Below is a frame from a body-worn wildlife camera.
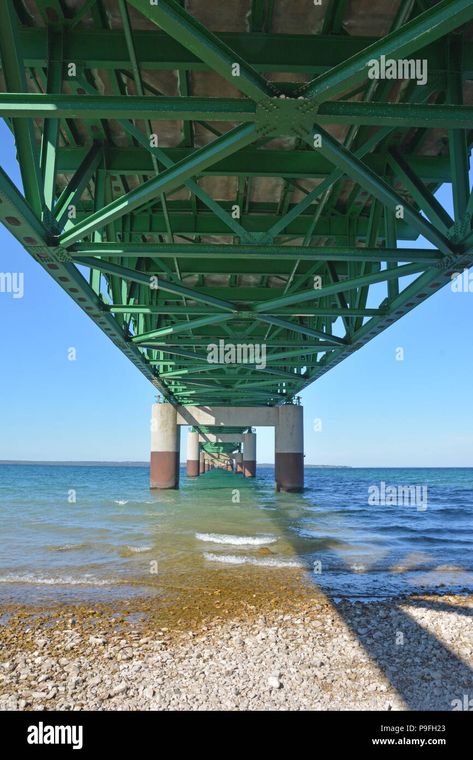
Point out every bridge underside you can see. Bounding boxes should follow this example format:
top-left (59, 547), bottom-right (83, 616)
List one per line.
top-left (1, 0), bottom-right (473, 488)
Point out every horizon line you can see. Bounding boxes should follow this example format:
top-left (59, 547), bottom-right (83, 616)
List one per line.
top-left (0, 460), bottom-right (471, 469)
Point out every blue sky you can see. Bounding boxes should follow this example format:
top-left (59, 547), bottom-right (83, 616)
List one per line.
top-left (1, 121), bottom-right (472, 466)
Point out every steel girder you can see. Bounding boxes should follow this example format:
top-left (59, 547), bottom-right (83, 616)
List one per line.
top-left (0, 0), bottom-right (473, 409)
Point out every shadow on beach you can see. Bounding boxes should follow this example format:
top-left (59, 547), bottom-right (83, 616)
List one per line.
top-left (247, 474), bottom-right (473, 710)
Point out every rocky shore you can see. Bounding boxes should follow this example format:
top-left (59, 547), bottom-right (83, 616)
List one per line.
top-left (1, 592), bottom-right (472, 711)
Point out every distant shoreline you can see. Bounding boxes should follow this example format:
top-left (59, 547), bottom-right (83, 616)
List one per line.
top-left (0, 461), bottom-right (471, 469)
top-left (0, 460), bottom-right (350, 468)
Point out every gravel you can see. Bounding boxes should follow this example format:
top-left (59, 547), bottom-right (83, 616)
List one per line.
top-left (0, 594), bottom-right (472, 711)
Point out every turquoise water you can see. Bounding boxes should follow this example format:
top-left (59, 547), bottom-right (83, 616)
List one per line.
top-left (0, 464), bottom-right (472, 603)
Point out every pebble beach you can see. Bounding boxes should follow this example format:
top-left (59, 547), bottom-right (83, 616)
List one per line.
top-left (1, 590), bottom-right (472, 711)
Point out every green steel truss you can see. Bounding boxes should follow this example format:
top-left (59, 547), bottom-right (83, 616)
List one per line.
top-left (194, 425), bottom-right (246, 456)
top-left (1, 0), bottom-right (473, 407)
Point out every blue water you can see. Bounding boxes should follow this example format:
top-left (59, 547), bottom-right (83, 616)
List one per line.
top-left (0, 464), bottom-right (472, 603)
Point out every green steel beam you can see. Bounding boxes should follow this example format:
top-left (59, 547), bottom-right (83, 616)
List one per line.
top-left (0, 94), bottom-right (258, 121)
top-left (159, 365), bottom-right (231, 378)
top-left (308, 126), bottom-right (455, 255)
top-left (71, 243), bottom-right (443, 264)
top-left (76, 258), bottom-right (238, 312)
top-left (386, 148), bottom-right (454, 234)
top-left (143, 337), bottom-right (353, 346)
top-left (255, 315), bottom-right (347, 345)
top-left (10, 29), bottom-right (473, 77)
top-left (0, 164), bottom-right (49, 243)
top-left (298, 0), bottom-right (473, 100)
top-left (314, 101), bottom-right (473, 130)
top-left (67, 212), bottom-right (415, 241)
top-left (3, 95), bottom-right (473, 130)
top-left (68, 67), bottom-right (253, 242)
top-left (39, 30), bottom-right (63, 211)
top-left (66, 0), bottom-right (98, 29)
top-left (0, 0), bottom-right (44, 216)
top-left (55, 147), bottom-right (452, 183)
top-left (197, 427), bottom-right (248, 434)
top-left (132, 314), bottom-right (234, 342)
top-left (264, 127), bottom-right (393, 239)
top-left (59, 123), bottom-right (260, 245)
top-left (253, 263), bottom-right (425, 312)
top-left (385, 199), bottom-right (400, 304)
top-left (119, 119), bottom-right (256, 243)
top-left (108, 305), bottom-right (384, 318)
top-left (126, 0), bottom-right (275, 100)
top-left (54, 142), bottom-right (103, 229)
top-left (448, 36), bottom-right (470, 227)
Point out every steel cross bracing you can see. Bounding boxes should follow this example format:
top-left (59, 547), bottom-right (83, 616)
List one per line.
top-left (1, 0), bottom-right (473, 407)
top-left (197, 425), bottom-right (247, 456)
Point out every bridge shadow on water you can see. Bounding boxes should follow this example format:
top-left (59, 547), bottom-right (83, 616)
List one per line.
top-left (192, 469), bottom-right (473, 710)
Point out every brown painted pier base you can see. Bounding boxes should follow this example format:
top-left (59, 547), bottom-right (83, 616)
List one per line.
top-left (243, 432), bottom-right (256, 478)
top-left (150, 451), bottom-right (180, 489)
top-left (186, 431), bottom-right (200, 478)
top-left (243, 460), bottom-right (256, 478)
top-left (275, 452), bottom-right (304, 492)
top-left (186, 460), bottom-right (199, 477)
top-left (150, 404), bottom-right (180, 489)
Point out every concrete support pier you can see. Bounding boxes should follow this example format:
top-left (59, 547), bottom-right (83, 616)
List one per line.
top-left (150, 403), bottom-right (180, 489)
top-left (243, 432), bottom-right (256, 478)
top-left (235, 452), bottom-right (243, 474)
top-left (275, 405), bottom-right (304, 492)
top-left (149, 404), bottom-right (303, 490)
top-left (186, 431), bottom-right (200, 477)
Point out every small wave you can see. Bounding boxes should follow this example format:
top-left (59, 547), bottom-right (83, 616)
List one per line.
top-left (119, 545), bottom-right (153, 557)
top-left (291, 529), bottom-right (351, 548)
top-left (47, 543), bottom-right (86, 552)
top-left (203, 552), bottom-right (304, 568)
top-left (114, 499), bottom-right (129, 505)
top-left (0, 574), bottom-right (114, 586)
top-left (196, 532), bottom-right (277, 546)
top-left (350, 564), bottom-right (367, 573)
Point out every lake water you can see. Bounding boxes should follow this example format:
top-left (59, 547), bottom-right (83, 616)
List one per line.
top-left (0, 464), bottom-right (472, 604)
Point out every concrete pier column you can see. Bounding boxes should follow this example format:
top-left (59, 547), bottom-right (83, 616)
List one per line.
top-left (204, 458), bottom-right (209, 473)
top-left (275, 405), bottom-right (304, 492)
top-left (150, 403), bottom-right (180, 489)
top-left (243, 432), bottom-right (256, 477)
top-left (235, 453), bottom-right (243, 474)
top-left (199, 448), bottom-right (205, 475)
top-left (186, 431), bottom-right (199, 477)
